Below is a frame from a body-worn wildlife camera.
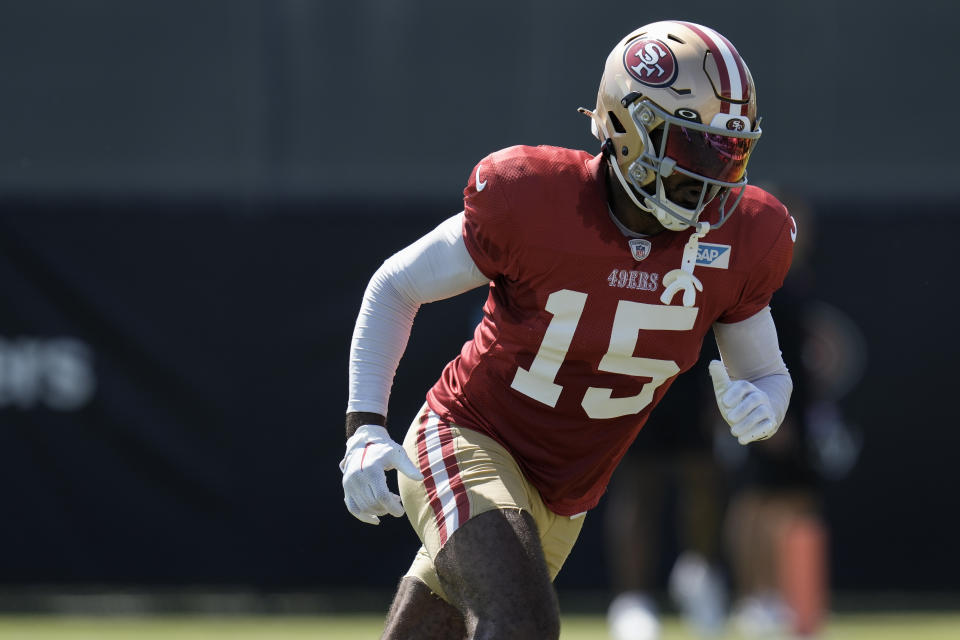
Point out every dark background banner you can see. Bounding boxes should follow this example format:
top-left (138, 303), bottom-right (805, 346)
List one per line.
top-left (0, 195), bottom-right (954, 593)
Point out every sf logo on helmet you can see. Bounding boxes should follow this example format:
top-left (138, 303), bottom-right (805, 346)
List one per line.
top-left (623, 38), bottom-right (678, 87)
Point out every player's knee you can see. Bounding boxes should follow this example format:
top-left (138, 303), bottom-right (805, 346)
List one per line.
top-left (473, 590), bottom-right (560, 640)
top-left (520, 602), bottom-right (561, 640)
top-left (474, 608), bottom-right (559, 640)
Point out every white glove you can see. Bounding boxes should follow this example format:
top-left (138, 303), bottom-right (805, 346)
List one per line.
top-left (340, 424), bottom-right (424, 525)
top-left (708, 360), bottom-right (779, 445)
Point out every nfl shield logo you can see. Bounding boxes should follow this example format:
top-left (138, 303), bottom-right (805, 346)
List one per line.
top-left (628, 238), bottom-right (652, 261)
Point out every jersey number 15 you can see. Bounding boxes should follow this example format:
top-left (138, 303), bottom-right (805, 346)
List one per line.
top-left (510, 289), bottom-right (698, 419)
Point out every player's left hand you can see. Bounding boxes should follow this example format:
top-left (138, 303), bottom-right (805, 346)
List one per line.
top-left (708, 360), bottom-right (779, 445)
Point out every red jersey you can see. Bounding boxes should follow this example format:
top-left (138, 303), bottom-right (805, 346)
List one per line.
top-left (426, 145), bottom-right (793, 516)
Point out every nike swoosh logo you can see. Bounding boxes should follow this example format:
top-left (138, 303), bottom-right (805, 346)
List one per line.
top-left (476, 167), bottom-right (487, 191)
top-left (789, 216), bottom-right (797, 243)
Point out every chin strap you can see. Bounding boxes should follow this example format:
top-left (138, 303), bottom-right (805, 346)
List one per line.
top-left (660, 222), bottom-right (710, 307)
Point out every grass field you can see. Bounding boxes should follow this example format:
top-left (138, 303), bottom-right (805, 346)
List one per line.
top-left (0, 613), bottom-right (957, 639)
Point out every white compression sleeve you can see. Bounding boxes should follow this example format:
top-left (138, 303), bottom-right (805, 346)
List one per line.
top-left (347, 212), bottom-right (489, 416)
top-left (713, 307), bottom-right (793, 425)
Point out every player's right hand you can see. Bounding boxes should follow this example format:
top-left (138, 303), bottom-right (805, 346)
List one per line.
top-left (339, 424), bottom-right (424, 525)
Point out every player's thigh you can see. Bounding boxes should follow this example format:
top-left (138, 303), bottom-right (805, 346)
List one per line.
top-left (436, 508), bottom-right (559, 638)
top-left (398, 405), bottom-right (584, 606)
top-left (382, 575), bottom-right (465, 640)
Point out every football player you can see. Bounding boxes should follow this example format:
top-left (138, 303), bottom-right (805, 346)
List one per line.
top-left (341, 20), bottom-right (795, 639)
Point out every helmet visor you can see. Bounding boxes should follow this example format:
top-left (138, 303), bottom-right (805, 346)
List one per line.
top-left (664, 124), bottom-right (755, 184)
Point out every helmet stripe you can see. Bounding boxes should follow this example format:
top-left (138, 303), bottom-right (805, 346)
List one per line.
top-left (712, 29), bottom-right (750, 109)
top-left (676, 22), bottom-right (749, 116)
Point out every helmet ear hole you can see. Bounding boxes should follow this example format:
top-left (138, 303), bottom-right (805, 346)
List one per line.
top-left (608, 111), bottom-right (627, 134)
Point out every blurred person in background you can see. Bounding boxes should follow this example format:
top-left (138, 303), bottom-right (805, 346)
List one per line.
top-left (717, 192), bottom-right (864, 639)
top-left (340, 21), bottom-right (797, 639)
top-left (605, 353), bottom-right (728, 640)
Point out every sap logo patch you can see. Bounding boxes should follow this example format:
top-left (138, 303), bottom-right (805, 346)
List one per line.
top-left (696, 243), bottom-right (732, 269)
